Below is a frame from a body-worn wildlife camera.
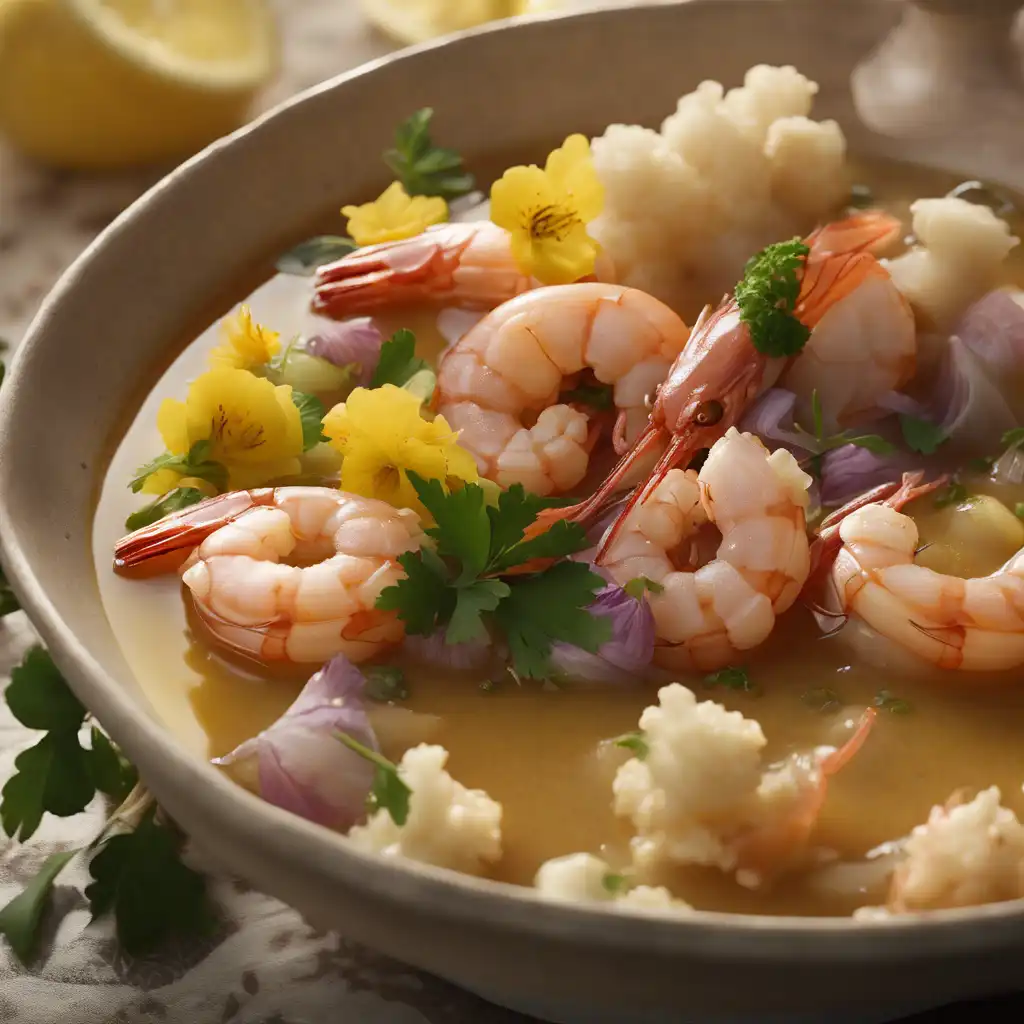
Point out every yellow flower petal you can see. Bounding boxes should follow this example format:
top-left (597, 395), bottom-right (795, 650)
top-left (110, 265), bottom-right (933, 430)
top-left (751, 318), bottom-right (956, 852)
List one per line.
top-left (490, 165), bottom-right (555, 235)
top-left (546, 134), bottom-right (604, 222)
top-left (210, 306), bottom-right (281, 371)
top-left (532, 222), bottom-right (600, 285)
top-left (140, 467), bottom-right (183, 496)
top-left (156, 398), bottom-right (190, 455)
top-left (343, 182), bottom-right (448, 247)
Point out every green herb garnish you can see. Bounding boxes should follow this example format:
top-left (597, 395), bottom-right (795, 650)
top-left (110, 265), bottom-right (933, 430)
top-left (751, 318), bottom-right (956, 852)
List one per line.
top-left (292, 390), bottom-right (328, 450)
top-left (370, 329), bottom-right (431, 390)
top-left (0, 567), bottom-right (20, 619)
top-left (704, 666), bottom-right (759, 695)
top-left (934, 480), bottom-right (968, 509)
top-left (873, 689), bottom-right (912, 714)
top-left (624, 576), bottom-right (665, 600)
top-left (797, 390), bottom-right (896, 459)
top-left (364, 665), bottom-right (409, 703)
top-left (560, 383), bottom-right (615, 410)
top-left (377, 473), bottom-right (609, 679)
top-left (384, 108), bottom-right (475, 201)
top-left (124, 487), bottom-right (205, 532)
top-left (130, 440), bottom-right (227, 495)
top-left (735, 238), bottom-right (811, 357)
top-left (85, 806), bottom-right (212, 955)
top-left (276, 235), bottom-right (358, 276)
top-left (612, 731), bottom-right (649, 760)
top-left (802, 687), bottom-right (843, 713)
top-left (335, 733), bottom-right (412, 826)
top-left (899, 414), bottom-right (946, 455)
top-left (0, 850), bottom-right (79, 963)
top-left (1001, 427), bottom-right (1024, 450)
top-left (602, 872), bottom-right (630, 895)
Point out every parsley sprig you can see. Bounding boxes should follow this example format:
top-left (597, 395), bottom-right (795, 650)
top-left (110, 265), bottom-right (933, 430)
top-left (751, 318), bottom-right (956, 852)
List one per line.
top-left (384, 108), bottom-right (475, 201)
top-left (735, 238), bottom-right (811, 357)
top-left (795, 390), bottom-right (895, 474)
top-left (376, 473), bottom-right (611, 678)
top-left (335, 733), bottom-right (412, 826)
top-left (0, 648), bottom-right (212, 964)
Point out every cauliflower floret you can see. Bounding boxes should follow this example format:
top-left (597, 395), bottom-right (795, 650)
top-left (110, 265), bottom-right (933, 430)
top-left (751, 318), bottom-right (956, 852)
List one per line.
top-left (854, 787), bottom-right (1024, 919)
top-left (612, 683), bottom-right (767, 872)
top-left (534, 852), bottom-right (690, 913)
top-left (347, 744), bottom-right (501, 875)
top-left (590, 64), bottom-right (847, 320)
top-left (885, 197), bottom-right (1020, 331)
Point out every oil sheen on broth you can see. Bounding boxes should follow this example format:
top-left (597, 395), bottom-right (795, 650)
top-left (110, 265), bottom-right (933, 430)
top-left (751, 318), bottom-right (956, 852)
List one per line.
top-left (92, 157), bottom-right (1024, 917)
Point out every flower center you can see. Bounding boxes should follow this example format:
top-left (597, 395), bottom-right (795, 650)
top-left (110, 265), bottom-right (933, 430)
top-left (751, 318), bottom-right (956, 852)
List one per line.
top-left (211, 405), bottom-right (266, 452)
top-left (374, 464), bottom-right (401, 493)
top-left (526, 203), bottom-right (580, 242)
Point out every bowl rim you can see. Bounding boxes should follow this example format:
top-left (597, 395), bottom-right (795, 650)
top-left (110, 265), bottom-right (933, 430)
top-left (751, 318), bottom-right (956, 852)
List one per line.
top-left (3, 0), bottom-right (1024, 960)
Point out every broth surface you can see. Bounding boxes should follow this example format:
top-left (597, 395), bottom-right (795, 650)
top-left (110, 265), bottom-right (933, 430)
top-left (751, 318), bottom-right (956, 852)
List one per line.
top-left (92, 156), bottom-right (1024, 916)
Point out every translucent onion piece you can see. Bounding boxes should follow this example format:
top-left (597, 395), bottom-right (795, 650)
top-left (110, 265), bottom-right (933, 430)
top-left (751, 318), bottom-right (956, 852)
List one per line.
top-left (954, 289), bottom-right (1024, 378)
top-left (403, 628), bottom-right (491, 672)
top-left (738, 387), bottom-right (815, 453)
top-left (819, 445), bottom-right (922, 508)
top-left (306, 317), bottom-right (384, 386)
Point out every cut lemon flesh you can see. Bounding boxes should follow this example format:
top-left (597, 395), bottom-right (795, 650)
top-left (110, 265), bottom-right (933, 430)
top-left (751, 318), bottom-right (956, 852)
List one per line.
top-left (0, 0), bottom-right (279, 170)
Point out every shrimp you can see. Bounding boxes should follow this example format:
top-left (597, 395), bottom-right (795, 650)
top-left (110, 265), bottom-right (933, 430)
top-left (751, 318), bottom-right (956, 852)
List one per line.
top-left (313, 221), bottom-right (614, 318)
top-left (830, 500), bottom-right (1024, 671)
top-left (732, 707), bottom-right (877, 885)
top-left (600, 427), bottom-right (813, 671)
top-left (433, 283), bottom-right (691, 497)
top-left (529, 211), bottom-right (908, 550)
top-left (781, 211), bottom-right (915, 432)
top-left (113, 487), bottom-right (425, 665)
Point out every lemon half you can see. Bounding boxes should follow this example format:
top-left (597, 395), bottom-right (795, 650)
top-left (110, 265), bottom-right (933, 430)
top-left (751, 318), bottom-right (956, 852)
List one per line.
top-left (0, 0), bottom-right (279, 170)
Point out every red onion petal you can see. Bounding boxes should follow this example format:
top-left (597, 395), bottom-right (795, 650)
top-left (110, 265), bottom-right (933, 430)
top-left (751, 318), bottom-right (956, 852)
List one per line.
top-left (955, 289), bottom-right (1024, 375)
top-left (403, 628), bottom-right (491, 672)
top-left (738, 388), bottom-right (816, 453)
top-left (306, 317), bottom-right (384, 386)
top-left (213, 655), bottom-right (376, 829)
top-left (550, 584), bottom-right (655, 683)
top-left (818, 445), bottom-right (923, 508)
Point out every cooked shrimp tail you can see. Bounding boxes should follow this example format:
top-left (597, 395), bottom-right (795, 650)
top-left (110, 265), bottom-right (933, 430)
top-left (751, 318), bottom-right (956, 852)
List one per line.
top-left (822, 705), bottom-right (878, 774)
top-left (114, 489), bottom-right (276, 578)
top-left (804, 209), bottom-right (903, 258)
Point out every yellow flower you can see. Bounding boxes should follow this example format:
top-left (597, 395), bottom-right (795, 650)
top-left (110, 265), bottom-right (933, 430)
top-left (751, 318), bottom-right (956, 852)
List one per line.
top-left (343, 182), bottom-right (448, 247)
top-left (208, 305), bottom-right (281, 370)
top-left (490, 133), bottom-right (604, 285)
top-left (323, 384), bottom-right (478, 515)
top-left (156, 368), bottom-right (304, 490)
top-left (140, 467), bottom-right (183, 496)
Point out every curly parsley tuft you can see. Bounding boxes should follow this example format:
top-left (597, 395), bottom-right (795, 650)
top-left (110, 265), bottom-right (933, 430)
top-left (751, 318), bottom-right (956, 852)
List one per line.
top-left (734, 238), bottom-right (811, 357)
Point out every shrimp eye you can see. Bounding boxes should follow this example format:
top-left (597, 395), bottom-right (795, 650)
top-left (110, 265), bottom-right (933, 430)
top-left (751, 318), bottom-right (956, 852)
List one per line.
top-left (695, 400), bottom-right (724, 426)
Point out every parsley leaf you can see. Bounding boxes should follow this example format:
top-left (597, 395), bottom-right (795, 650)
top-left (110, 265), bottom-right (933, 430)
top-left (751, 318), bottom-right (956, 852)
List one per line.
top-left (410, 472), bottom-right (491, 581)
top-left (602, 872), bottom-right (629, 895)
top-left (447, 580), bottom-right (510, 645)
top-left (873, 689), bottom-right (912, 714)
top-left (1002, 426), bottom-right (1024, 450)
top-left (613, 731), bottom-right (649, 760)
top-left (364, 665), bottom-right (409, 703)
top-left (704, 666), bottom-right (759, 695)
top-left (1, 733), bottom-right (94, 841)
top-left (129, 440), bottom-right (227, 495)
top-left (124, 487), bottom-right (205, 532)
top-left (291, 390), bottom-right (328, 451)
top-left (370, 329), bottom-right (430, 390)
top-left (900, 414), bottom-right (946, 455)
top-left (797, 389), bottom-right (896, 457)
top-left (560, 383), bottom-right (614, 410)
top-left (384, 108), bottom-right (475, 201)
top-left (624, 576), bottom-right (664, 600)
top-left (5, 647), bottom-right (86, 732)
top-left (0, 849), bottom-right (79, 964)
top-left (276, 235), bottom-right (357, 276)
top-left (335, 733), bottom-right (412, 826)
top-left (376, 551), bottom-right (452, 636)
top-left (802, 687), bottom-right (843, 713)
top-left (934, 480), bottom-right (968, 509)
top-left (87, 728), bottom-right (138, 803)
top-left (85, 807), bottom-right (211, 955)
top-left (494, 561), bottom-right (610, 678)
top-left (485, 484), bottom-right (564, 566)
top-left (0, 567), bottom-right (19, 619)
top-left (734, 238), bottom-right (811, 357)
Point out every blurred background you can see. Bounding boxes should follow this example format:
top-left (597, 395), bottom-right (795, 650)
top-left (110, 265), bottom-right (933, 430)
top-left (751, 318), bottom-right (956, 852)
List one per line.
top-left (0, 0), bottom-right (637, 345)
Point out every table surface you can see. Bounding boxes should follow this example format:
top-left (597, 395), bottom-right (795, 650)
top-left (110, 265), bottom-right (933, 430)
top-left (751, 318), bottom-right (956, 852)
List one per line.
top-left (1, 3), bottom-right (1022, 1022)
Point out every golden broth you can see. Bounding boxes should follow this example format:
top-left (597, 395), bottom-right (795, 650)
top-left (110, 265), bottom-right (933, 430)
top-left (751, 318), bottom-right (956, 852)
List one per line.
top-left (93, 156), bottom-right (1024, 917)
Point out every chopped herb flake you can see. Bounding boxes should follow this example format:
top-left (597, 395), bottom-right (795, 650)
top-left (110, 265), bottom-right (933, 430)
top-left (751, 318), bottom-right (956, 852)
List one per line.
top-left (613, 731), bottom-right (649, 760)
top-left (934, 480), bottom-right (968, 509)
top-left (602, 872), bottom-right (629, 895)
top-left (873, 690), bottom-right (912, 714)
top-left (364, 665), bottom-right (409, 703)
top-left (624, 576), bottom-right (665, 601)
top-left (335, 733), bottom-right (412, 826)
top-left (704, 666), bottom-right (759, 695)
top-left (899, 415), bottom-right (946, 455)
top-left (560, 383), bottom-right (614, 410)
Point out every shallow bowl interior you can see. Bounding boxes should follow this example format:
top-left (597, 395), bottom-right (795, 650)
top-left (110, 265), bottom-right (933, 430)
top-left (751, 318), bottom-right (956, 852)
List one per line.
top-left (4, 2), bottom-right (1024, 1022)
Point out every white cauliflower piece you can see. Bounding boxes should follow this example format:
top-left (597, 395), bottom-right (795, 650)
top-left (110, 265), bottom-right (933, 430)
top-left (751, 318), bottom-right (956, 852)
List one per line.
top-left (348, 744), bottom-right (502, 875)
top-left (885, 197), bottom-right (1020, 331)
top-left (534, 853), bottom-right (690, 913)
top-left (590, 64), bottom-right (847, 319)
top-left (855, 787), bottom-right (1024, 918)
top-left (612, 683), bottom-right (767, 872)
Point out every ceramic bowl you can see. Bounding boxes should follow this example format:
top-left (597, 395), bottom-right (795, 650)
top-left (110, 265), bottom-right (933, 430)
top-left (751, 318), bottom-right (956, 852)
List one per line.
top-left (3, 3), bottom-right (1024, 1022)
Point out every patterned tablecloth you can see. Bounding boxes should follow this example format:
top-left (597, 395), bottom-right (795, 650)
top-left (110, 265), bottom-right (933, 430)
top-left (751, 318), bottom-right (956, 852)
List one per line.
top-left (0, 4), bottom-right (532, 1022)
top-left (0, 3), bottom-right (1020, 1023)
